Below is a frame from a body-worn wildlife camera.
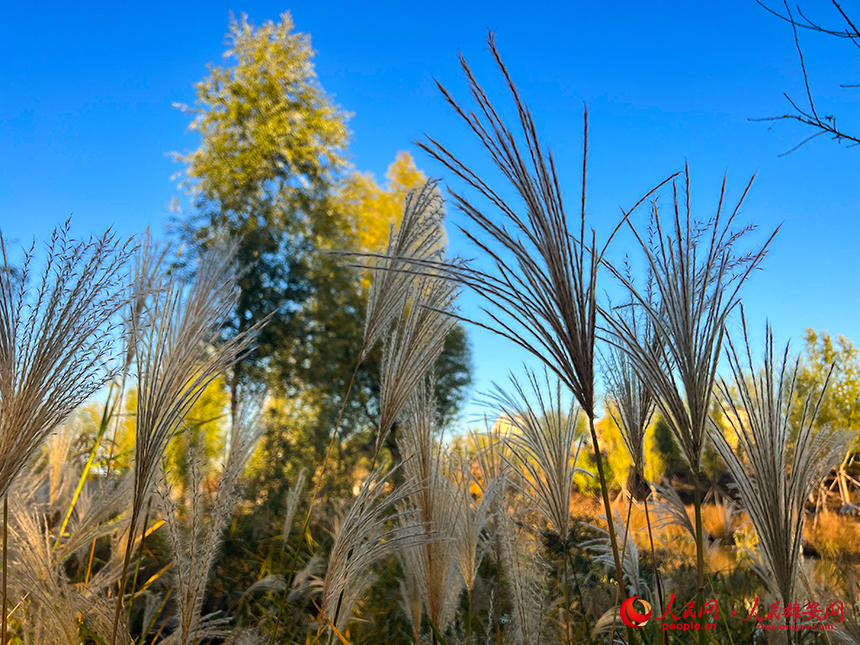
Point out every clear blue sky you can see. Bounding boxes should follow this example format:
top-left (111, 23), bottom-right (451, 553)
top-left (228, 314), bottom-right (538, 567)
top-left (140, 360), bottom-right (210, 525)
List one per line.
top-left (2, 1), bottom-right (858, 426)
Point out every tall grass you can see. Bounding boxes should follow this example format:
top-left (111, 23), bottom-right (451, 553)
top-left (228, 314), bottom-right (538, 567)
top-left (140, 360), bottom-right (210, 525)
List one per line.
top-left (0, 223), bottom-right (133, 644)
top-left (113, 237), bottom-right (258, 644)
top-left (602, 166), bottom-right (777, 643)
top-left (710, 317), bottom-right (850, 624)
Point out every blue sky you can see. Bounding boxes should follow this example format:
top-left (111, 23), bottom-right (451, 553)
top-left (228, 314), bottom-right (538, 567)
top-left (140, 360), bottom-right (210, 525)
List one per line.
top-left (2, 1), bottom-right (858, 425)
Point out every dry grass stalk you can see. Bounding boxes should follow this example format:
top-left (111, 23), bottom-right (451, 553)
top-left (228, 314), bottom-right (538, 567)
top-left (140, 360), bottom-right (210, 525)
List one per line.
top-left (355, 180), bottom-right (447, 359)
top-left (282, 468), bottom-right (307, 544)
top-left (489, 368), bottom-right (588, 643)
top-left (376, 273), bottom-right (458, 456)
top-left (601, 166), bottom-right (775, 477)
top-left (4, 423), bottom-right (133, 645)
top-left (601, 166), bottom-right (777, 640)
top-left (318, 466), bottom-right (423, 637)
top-left (490, 369), bottom-right (586, 542)
top-left (498, 506), bottom-right (550, 645)
top-left (415, 33), bottom-right (678, 599)
top-left (157, 390), bottom-right (266, 645)
top-left (451, 454), bottom-right (498, 594)
top-left (709, 317), bottom-right (851, 608)
top-left (0, 223), bottom-right (133, 644)
top-left (583, 509), bottom-right (644, 598)
top-left (397, 382), bottom-right (464, 636)
top-left (113, 238), bottom-right (258, 643)
top-left (0, 223), bottom-right (132, 499)
top-left (601, 275), bottom-right (658, 502)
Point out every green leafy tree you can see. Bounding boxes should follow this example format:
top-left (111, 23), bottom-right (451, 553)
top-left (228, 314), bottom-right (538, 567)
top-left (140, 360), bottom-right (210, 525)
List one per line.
top-left (172, 11), bottom-right (351, 419)
top-left (796, 329), bottom-right (860, 433)
top-left (793, 329), bottom-right (860, 506)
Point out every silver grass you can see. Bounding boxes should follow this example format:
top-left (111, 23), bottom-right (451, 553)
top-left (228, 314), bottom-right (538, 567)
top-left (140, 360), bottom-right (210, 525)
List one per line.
top-left (239, 555), bottom-right (324, 604)
top-left (452, 455), bottom-right (499, 593)
top-left (156, 612), bottom-right (233, 645)
top-left (397, 382), bottom-right (464, 635)
top-left (46, 426), bottom-right (75, 510)
top-left (223, 628), bottom-right (268, 645)
top-left (0, 223), bottom-right (132, 501)
top-left (489, 368), bottom-right (588, 541)
top-left (708, 318), bottom-right (850, 607)
top-left (601, 166), bottom-right (777, 476)
top-left (319, 466), bottom-right (424, 635)
top-left (590, 608), bottom-right (629, 643)
top-left (601, 167), bottom-right (777, 631)
top-left (375, 272), bottom-right (459, 455)
top-left (583, 510), bottom-right (644, 598)
top-left (600, 281), bottom-right (658, 501)
top-left (4, 441), bottom-right (133, 645)
top-left (130, 238), bottom-right (254, 528)
top-left (397, 547), bottom-right (424, 644)
top-left (471, 422), bottom-right (512, 570)
top-left (649, 479), bottom-right (696, 541)
top-left (282, 467), bottom-right (307, 543)
top-left (498, 509), bottom-right (550, 645)
top-left (116, 238), bottom-right (259, 641)
top-left (414, 34), bottom-right (669, 592)
top-left (157, 391), bottom-right (266, 645)
top-left (354, 180), bottom-right (447, 359)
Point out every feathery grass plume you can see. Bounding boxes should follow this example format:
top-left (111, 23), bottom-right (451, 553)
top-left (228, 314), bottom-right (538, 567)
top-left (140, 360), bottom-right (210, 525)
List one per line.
top-left (601, 168), bottom-right (775, 476)
top-left (268, 184), bottom-right (449, 643)
top-left (488, 368), bottom-right (588, 643)
top-left (240, 555), bottom-right (323, 605)
top-left (489, 368), bottom-right (587, 542)
top-left (356, 180), bottom-right (447, 359)
top-left (416, 33), bottom-right (675, 598)
top-left (0, 223), bottom-right (132, 644)
top-left (318, 466), bottom-right (423, 637)
top-left (282, 468), bottom-right (307, 543)
top-left (397, 381), bottom-right (464, 637)
top-left (601, 166), bottom-right (777, 637)
top-left (156, 389), bottom-right (265, 645)
top-left (0, 223), bottom-right (132, 499)
top-left (708, 318), bottom-right (850, 610)
top-left (113, 238), bottom-right (258, 643)
top-left (451, 454), bottom-right (498, 594)
top-left (498, 506), bottom-right (550, 645)
top-left (469, 423), bottom-right (511, 644)
top-left (650, 479), bottom-right (696, 541)
top-left (583, 510), bottom-right (644, 598)
top-left (600, 269), bottom-right (658, 502)
top-left (397, 548), bottom-right (423, 645)
top-left (4, 428), bottom-right (134, 645)
top-left (451, 453), bottom-right (499, 644)
top-left (470, 423), bottom-right (509, 563)
top-left (375, 273), bottom-right (459, 456)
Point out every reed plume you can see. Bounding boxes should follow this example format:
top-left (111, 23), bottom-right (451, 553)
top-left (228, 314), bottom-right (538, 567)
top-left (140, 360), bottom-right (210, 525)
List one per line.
top-left (157, 390), bottom-right (266, 645)
top-left (489, 368), bottom-right (587, 642)
top-left (376, 273), bottom-right (459, 456)
top-left (490, 369), bottom-right (586, 542)
top-left (416, 33), bottom-right (676, 596)
top-left (397, 382), bottom-right (463, 637)
top-left (113, 238), bottom-right (258, 643)
top-left (0, 223), bottom-right (133, 644)
top-left (0, 224), bottom-right (132, 499)
top-left (602, 166), bottom-right (777, 640)
top-left (318, 467), bottom-right (422, 637)
top-left (709, 317), bottom-right (850, 611)
top-left (357, 180), bottom-right (447, 359)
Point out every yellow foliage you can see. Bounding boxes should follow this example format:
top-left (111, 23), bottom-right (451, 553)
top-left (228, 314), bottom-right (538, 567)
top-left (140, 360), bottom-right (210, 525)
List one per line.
top-left (340, 151), bottom-right (434, 256)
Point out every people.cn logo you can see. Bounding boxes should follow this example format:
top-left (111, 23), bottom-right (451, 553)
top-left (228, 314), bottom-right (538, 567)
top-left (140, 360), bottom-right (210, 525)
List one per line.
top-left (620, 596), bottom-right (653, 628)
